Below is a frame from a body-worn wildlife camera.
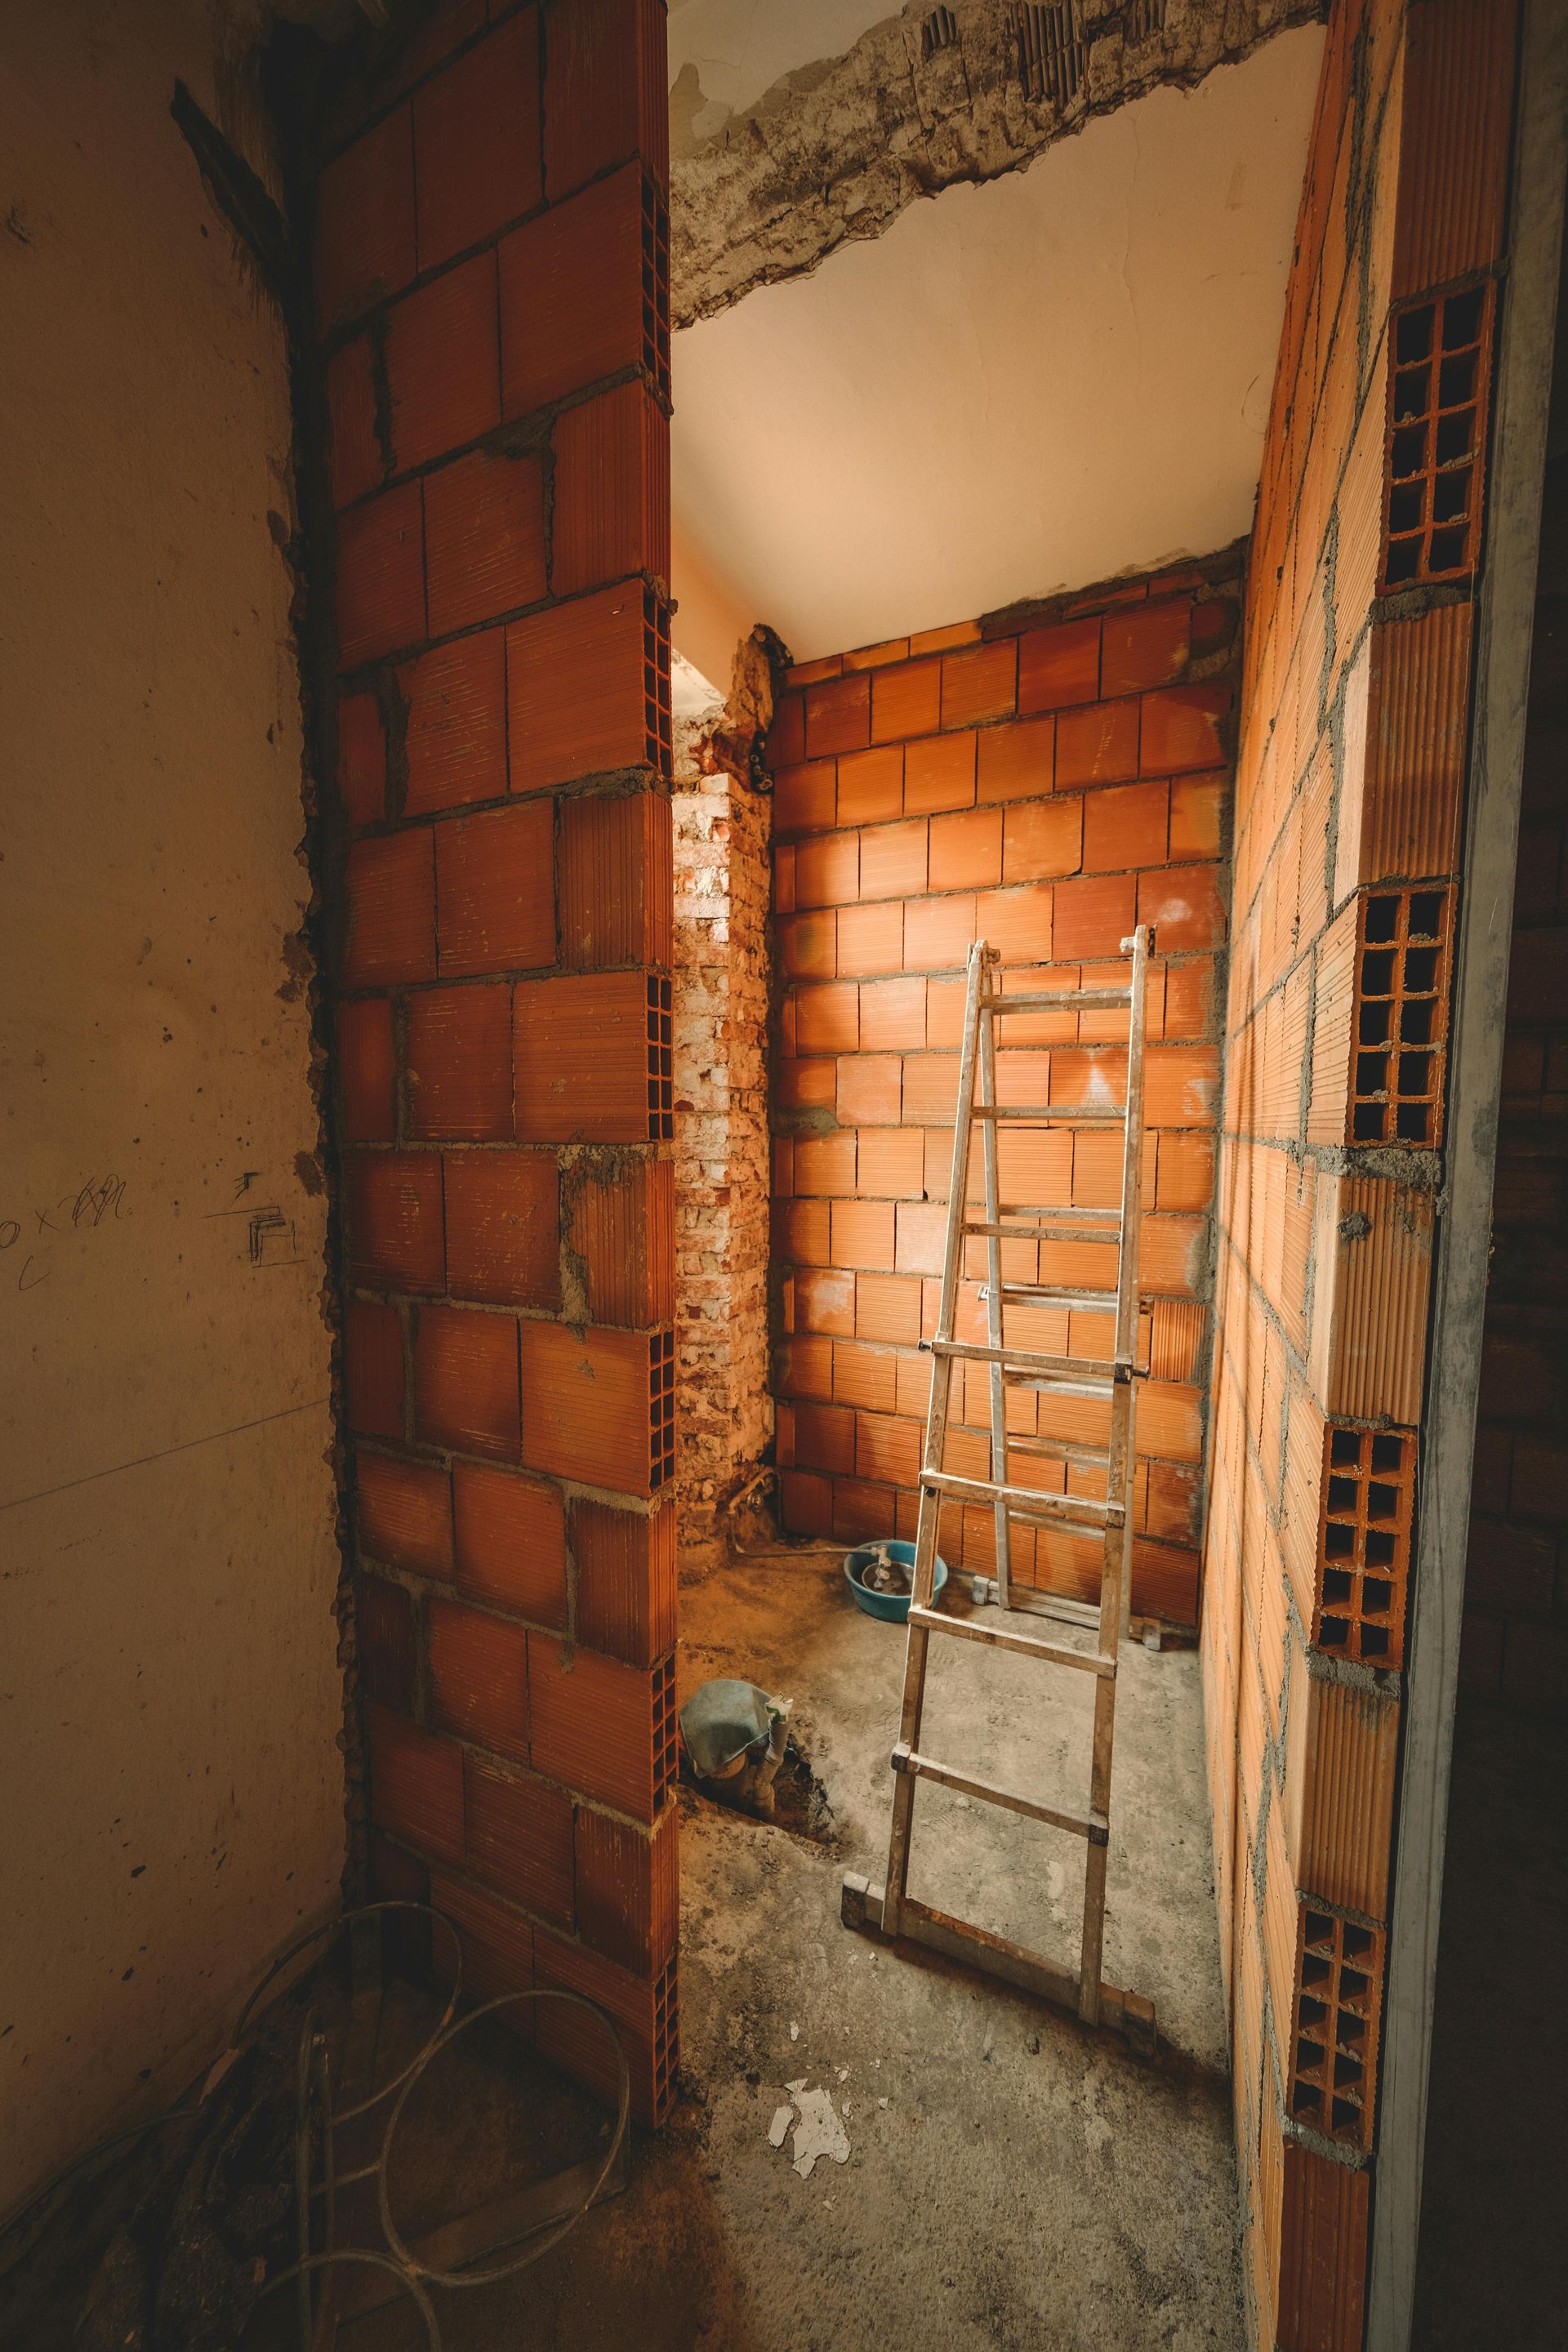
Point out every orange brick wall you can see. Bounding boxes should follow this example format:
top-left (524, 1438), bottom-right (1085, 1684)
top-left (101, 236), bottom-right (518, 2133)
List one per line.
top-left (767, 560), bottom-right (1241, 1630)
top-left (313, 0), bottom-right (679, 2126)
top-left (1200, 4), bottom-right (1520, 2344)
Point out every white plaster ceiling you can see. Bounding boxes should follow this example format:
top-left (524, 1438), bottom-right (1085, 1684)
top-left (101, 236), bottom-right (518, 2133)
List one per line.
top-left (669, 18), bottom-right (1323, 679)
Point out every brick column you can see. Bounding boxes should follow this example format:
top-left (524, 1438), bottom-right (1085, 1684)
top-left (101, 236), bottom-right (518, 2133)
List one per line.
top-left (314, 0), bottom-right (678, 2125)
top-left (1201, 2), bottom-right (1520, 2341)
top-left (672, 725), bottom-right (774, 1564)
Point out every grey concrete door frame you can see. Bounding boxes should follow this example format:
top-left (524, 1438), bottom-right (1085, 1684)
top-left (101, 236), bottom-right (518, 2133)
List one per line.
top-left (1368, 4), bottom-right (1568, 2345)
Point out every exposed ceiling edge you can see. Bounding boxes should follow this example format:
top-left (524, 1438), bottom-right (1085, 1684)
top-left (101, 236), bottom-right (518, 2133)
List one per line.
top-left (977, 532), bottom-right (1248, 642)
top-left (671, 0), bottom-right (1327, 328)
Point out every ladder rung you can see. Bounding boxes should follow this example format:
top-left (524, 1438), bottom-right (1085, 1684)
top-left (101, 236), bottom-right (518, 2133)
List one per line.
top-left (906, 1605), bottom-right (1114, 1678)
top-left (892, 1740), bottom-right (1109, 1842)
top-left (1004, 1374), bottom-right (1118, 1399)
top-left (929, 1339), bottom-right (1129, 1380)
top-left (1006, 1436), bottom-right (1111, 1466)
top-left (993, 1584), bottom-right (1105, 1631)
top-left (999, 1204), bottom-right (1121, 1223)
top-left (997, 1284), bottom-right (1119, 1309)
top-left (980, 988), bottom-right (1131, 1013)
top-left (962, 1221), bottom-right (1124, 1245)
top-left (920, 1467), bottom-right (1124, 1526)
top-left (972, 1105), bottom-right (1125, 1125)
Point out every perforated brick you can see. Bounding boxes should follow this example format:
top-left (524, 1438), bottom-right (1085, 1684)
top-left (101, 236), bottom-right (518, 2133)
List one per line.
top-left (574, 1801), bottom-right (678, 1974)
top-left (514, 970), bottom-right (672, 1143)
top-left (1380, 283), bottom-right (1494, 593)
top-left (648, 1328), bottom-right (676, 1492)
top-left (367, 1704), bottom-right (464, 1866)
top-left (550, 381), bottom-right (668, 599)
top-left (572, 1498), bottom-right (676, 1664)
top-left (651, 1950), bottom-right (679, 2123)
top-left (336, 998), bottom-right (396, 1143)
top-left (518, 1321), bottom-right (675, 1496)
top-left (646, 973), bottom-right (674, 1139)
top-left (1316, 1422), bottom-right (1416, 1666)
top-left (559, 792), bottom-right (671, 969)
top-left (644, 588), bottom-right (673, 777)
top-left (1286, 1900), bottom-right (1385, 2153)
top-left (542, 0), bottom-right (668, 206)
top-left (653, 1650), bottom-right (678, 1803)
top-left (640, 172), bottom-right (670, 401)
top-left (501, 161), bottom-right (650, 415)
top-left (1349, 888), bottom-right (1453, 1146)
top-left (412, 7), bottom-right (541, 270)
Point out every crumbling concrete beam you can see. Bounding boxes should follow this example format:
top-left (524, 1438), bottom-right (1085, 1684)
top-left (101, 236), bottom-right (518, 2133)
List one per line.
top-left (672, 0), bottom-right (1326, 327)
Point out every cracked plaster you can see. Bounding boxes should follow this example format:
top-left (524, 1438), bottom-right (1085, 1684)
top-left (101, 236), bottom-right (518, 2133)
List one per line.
top-left (670, 0), bottom-right (1327, 327)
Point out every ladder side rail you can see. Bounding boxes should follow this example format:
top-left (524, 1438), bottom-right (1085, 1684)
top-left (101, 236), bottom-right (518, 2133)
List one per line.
top-left (977, 950), bottom-right (1013, 1607)
top-left (1115, 926), bottom-right (1152, 1633)
top-left (883, 937), bottom-right (990, 1936)
top-left (1077, 924), bottom-right (1152, 2023)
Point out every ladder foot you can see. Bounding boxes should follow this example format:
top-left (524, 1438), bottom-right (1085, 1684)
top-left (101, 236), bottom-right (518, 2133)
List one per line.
top-left (840, 1872), bottom-right (872, 1931)
top-left (1121, 1990), bottom-right (1158, 2060)
top-left (840, 1879), bottom-right (1159, 2058)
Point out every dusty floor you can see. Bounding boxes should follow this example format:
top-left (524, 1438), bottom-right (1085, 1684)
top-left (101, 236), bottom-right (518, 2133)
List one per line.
top-left (343, 1553), bottom-right (1244, 2352)
top-left (2, 1555), bottom-right (1243, 2351)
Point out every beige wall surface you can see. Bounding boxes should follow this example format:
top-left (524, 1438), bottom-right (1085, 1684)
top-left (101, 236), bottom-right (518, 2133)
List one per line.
top-left (0, 0), bottom-right (343, 2214)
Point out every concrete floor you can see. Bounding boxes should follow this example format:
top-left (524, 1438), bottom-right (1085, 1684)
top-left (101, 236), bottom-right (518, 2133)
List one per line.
top-left (344, 1553), bottom-right (1244, 2352)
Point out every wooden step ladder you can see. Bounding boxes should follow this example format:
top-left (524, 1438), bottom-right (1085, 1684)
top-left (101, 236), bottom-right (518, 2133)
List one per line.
top-left (841, 927), bottom-right (1158, 2056)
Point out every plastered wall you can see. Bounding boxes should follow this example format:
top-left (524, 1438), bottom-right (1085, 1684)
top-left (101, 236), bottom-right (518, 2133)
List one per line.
top-left (0, 2), bottom-right (344, 2214)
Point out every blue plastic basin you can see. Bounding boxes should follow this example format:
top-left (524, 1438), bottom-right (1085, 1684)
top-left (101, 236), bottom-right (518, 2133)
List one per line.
top-left (844, 1539), bottom-right (949, 1624)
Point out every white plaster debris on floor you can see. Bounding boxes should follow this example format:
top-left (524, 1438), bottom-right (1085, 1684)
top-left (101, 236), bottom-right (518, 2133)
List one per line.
top-left (767, 2078), bottom-right (853, 2179)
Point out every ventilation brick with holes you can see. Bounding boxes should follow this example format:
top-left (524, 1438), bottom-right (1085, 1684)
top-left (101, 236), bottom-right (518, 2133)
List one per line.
top-left (648, 1328), bottom-right (675, 1490)
top-left (1316, 1423), bottom-right (1416, 1666)
top-left (1350, 888), bottom-right (1452, 1145)
top-left (1287, 1900), bottom-right (1385, 2153)
top-left (646, 974), bottom-right (673, 1138)
top-left (1381, 282), bottom-right (1493, 592)
top-left (653, 1650), bottom-right (677, 1798)
top-left (640, 175), bottom-right (670, 403)
top-left (1018, 2), bottom-right (1084, 107)
top-left (1124, 0), bottom-right (1167, 40)
top-left (651, 1951), bottom-right (679, 2120)
top-left (644, 591), bottom-right (672, 777)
